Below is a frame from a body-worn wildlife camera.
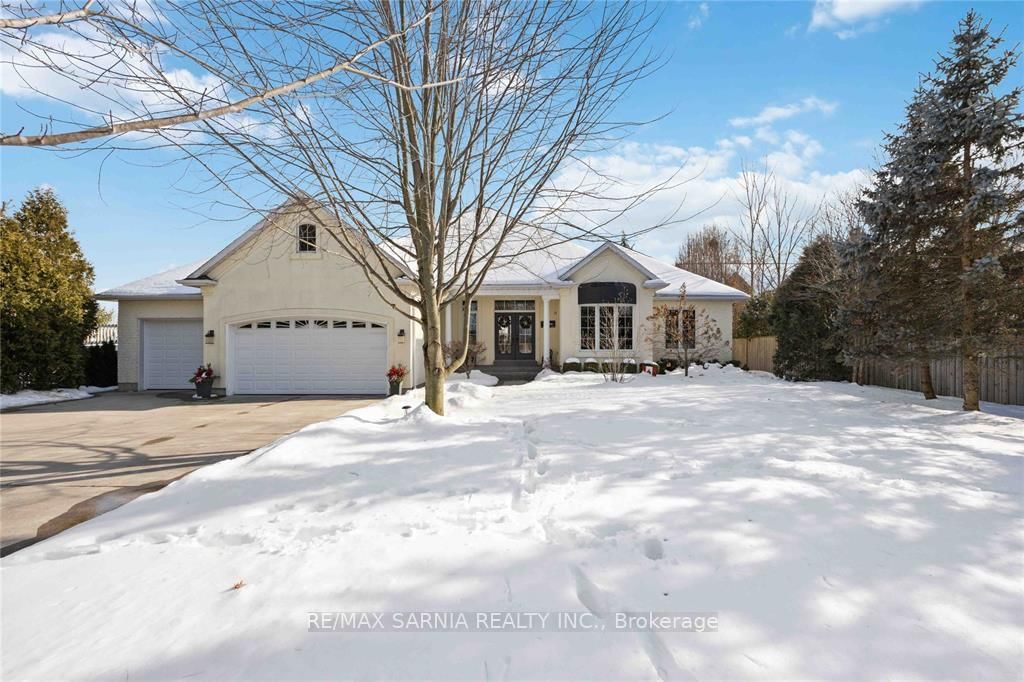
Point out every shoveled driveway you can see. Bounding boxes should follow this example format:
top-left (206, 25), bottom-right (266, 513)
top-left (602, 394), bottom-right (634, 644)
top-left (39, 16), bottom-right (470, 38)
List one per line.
top-left (0, 391), bottom-right (379, 554)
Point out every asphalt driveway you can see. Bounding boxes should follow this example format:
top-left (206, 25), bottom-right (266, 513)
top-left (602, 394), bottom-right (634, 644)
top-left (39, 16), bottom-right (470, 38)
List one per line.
top-left (0, 391), bottom-right (380, 554)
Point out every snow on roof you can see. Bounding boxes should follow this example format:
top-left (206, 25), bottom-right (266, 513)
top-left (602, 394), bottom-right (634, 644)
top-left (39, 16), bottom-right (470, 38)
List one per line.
top-left (96, 202), bottom-right (745, 302)
top-left (95, 261), bottom-right (205, 300)
top-left (617, 245), bottom-right (749, 300)
top-left (558, 241), bottom-right (748, 300)
top-left (382, 210), bottom-right (591, 287)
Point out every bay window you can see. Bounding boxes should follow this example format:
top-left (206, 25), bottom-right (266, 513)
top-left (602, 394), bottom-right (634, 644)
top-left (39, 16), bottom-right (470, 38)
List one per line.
top-left (578, 281), bottom-right (637, 352)
top-left (579, 304), bottom-right (634, 350)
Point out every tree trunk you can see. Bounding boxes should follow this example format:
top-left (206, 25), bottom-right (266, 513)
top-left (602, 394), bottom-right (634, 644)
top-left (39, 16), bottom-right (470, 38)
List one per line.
top-left (960, 140), bottom-right (980, 411)
top-left (919, 361), bottom-right (937, 400)
top-left (421, 300), bottom-right (448, 416)
top-left (962, 349), bottom-right (980, 410)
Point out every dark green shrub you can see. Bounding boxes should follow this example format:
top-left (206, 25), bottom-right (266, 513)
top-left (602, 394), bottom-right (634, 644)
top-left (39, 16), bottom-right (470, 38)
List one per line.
top-left (658, 357), bottom-right (680, 373)
top-left (735, 292), bottom-right (775, 338)
top-left (773, 238), bottom-right (849, 382)
top-left (84, 341), bottom-right (118, 387)
top-left (562, 360), bottom-right (582, 372)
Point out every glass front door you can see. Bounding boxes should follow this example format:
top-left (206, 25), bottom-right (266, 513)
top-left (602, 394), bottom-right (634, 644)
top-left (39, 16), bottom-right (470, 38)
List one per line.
top-left (495, 312), bottom-right (535, 360)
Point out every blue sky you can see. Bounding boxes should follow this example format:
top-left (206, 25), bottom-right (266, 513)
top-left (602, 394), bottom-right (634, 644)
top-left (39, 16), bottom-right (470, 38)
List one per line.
top-left (1, 1), bottom-right (1021, 292)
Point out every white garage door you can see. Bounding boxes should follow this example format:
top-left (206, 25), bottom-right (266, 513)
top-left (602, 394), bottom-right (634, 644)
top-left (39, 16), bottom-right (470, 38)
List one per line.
top-left (232, 318), bottom-right (388, 394)
top-left (142, 319), bottom-right (203, 389)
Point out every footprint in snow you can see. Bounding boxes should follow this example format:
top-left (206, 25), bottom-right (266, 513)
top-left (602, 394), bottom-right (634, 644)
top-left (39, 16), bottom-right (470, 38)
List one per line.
top-left (509, 481), bottom-right (527, 512)
top-left (569, 564), bottom-right (691, 682)
top-left (522, 470), bottom-right (538, 494)
top-left (396, 486), bottom-right (431, 497)
top-left (569, 565), bottom-right (610, 618)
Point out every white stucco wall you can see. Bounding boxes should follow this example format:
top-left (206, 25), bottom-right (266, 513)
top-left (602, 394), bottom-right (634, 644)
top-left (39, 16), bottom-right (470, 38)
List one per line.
top-left (549, 249), bottom-right (738, 366)
top-left (116, 298), bottom-right (204, 389)
top-left (558, 249), bottom-right (656, 362)
top-left (200, 213), bottom-right (418, 391)
top-left (651, 298), bottom-right (735, 363)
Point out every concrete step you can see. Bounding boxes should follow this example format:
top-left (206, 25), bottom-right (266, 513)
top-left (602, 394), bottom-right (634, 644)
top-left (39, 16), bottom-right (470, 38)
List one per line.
top-left (483, 363), bottom-right (543, 384)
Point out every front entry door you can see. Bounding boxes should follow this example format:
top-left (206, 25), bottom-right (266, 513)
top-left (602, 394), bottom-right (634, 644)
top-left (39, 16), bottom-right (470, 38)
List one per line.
top-left (495, 313), bottom-right (535, 361)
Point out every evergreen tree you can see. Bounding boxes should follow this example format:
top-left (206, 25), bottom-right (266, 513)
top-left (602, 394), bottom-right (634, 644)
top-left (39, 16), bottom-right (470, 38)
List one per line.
top-left (734, 291), bottom-right (774, 339)
top-left (832, 228), bottom-right (884, 386)
top-left (772, 237), bottom-right (849, 382)
top-left (915, 11), bottom-right (1023, 410)
top-left (857, 94), bottom-right (962, 399)
top-left (0, 189), bottom-right (98, 392)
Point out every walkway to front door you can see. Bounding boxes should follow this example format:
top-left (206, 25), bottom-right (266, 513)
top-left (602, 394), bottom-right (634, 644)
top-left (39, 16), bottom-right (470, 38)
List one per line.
top-left (495, 312), bottom-right (535, 361)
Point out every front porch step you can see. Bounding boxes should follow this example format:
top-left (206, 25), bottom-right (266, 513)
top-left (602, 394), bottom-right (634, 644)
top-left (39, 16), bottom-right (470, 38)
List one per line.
top-left (483, 362), bottom-right (543, 384)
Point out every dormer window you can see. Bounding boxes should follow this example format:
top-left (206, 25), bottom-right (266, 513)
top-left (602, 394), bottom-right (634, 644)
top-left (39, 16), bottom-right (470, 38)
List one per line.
top-left (297, 224), bottom-right (317, 252)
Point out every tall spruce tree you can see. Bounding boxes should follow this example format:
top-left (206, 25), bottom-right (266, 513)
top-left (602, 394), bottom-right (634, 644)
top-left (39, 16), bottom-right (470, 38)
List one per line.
top-left (0, 189), bottom-right (98, 392)
top-left (917, 11), bottom-right (1023, 410)
top-left (857, 94), bottom-right (962, 400)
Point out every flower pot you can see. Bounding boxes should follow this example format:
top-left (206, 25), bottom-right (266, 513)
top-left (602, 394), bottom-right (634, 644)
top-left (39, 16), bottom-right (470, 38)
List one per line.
top-left (388, 381), bottom-right (403, 397)
top-left (194, 379), bottom-right (214, 398)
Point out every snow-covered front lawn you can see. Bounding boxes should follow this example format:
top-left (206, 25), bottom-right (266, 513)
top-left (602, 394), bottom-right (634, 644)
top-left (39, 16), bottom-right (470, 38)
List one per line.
top-left (3, 368), bottom-right (1021, 680)
top-left (0, 385), bottom-right (116, 411)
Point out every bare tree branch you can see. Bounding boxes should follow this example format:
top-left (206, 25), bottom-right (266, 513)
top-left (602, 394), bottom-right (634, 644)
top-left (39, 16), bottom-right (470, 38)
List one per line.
top-left (1, 6), bottom-right (452, 146)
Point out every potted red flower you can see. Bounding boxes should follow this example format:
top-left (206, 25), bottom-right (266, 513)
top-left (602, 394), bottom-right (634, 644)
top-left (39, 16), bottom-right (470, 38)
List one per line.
top-left (188, 363), bottom-right (216, 398)
top-left (386, 364), bottom-right (407, 396)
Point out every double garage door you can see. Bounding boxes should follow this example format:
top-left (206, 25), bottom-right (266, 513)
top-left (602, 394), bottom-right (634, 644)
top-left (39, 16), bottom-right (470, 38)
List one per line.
top-left (232, 318), bottom-right (388, 394)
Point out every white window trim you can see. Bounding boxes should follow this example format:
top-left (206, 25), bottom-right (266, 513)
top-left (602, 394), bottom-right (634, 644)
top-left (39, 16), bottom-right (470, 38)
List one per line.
top-left (293, 224), bottom-right (321, 258)
top-left (579, 303), bottom-right (634, 352)
top-left (468, 300), bottom-right (478, 345)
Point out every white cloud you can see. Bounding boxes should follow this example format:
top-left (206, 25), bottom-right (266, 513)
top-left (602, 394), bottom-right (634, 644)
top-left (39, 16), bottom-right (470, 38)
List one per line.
top-left (810, 0), bottom-right (924, 38)
top-left (544, 132), bottom-right (867, 264)
top-left (729, 96), bottom-right (837, 128)
top-left (688, 2), bottom-right (710, 30)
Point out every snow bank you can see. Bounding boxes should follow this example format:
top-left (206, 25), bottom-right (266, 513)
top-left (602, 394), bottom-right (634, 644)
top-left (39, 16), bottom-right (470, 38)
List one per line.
top-left (3, 365), bottom-right (1022, 680)
top-left (446, 369), bottom-right (499, 387)
top-left (0, 385), bottom-right (116, 410)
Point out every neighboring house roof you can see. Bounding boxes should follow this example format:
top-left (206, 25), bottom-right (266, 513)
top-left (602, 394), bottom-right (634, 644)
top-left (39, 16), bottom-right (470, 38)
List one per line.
top-left (96, 200), bottom-right (748, 302)
top-left (95, 261), bottom-right (205, 300)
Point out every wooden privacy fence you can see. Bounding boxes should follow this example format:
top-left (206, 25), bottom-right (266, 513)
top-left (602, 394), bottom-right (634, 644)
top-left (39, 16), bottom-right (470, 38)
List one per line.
top-left (732, 335), bottom-right (1024, 406)
top-left (860, 350), bottom-right (1023, 406)
top-left (732, 336), bottom-right (777, 373)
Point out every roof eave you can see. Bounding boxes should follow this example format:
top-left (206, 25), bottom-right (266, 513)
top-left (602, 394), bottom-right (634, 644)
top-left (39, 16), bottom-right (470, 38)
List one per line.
top-left (654, 291), bottom-right (750, 301)
top-left (94, 293), bottom-right (202, 301)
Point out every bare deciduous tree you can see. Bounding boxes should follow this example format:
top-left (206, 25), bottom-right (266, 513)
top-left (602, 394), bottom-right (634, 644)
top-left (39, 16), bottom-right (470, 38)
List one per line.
top-left (1, 1), bottom-right (449, 146)
top-left (732, 160), bottom-right (770, 296)
top-left (4, 1), bottom-right (677, 414)
top-left (675, 223), bottom-right (742, 286)
top-left (731, 159), bottom-right (818, 294)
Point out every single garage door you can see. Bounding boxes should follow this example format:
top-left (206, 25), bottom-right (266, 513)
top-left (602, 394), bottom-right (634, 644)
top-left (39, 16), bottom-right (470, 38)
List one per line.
top-left (142, 319), bottom-right (203, 389)
top-left (232, 318), bottom-right (388, 394)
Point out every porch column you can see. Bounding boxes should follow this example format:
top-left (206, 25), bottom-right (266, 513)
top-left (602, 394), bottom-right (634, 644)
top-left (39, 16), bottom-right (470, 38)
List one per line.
top-left (542, 296), bottom-right (551, 367)
top-left (444, 303), bottom-right (452, 344)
